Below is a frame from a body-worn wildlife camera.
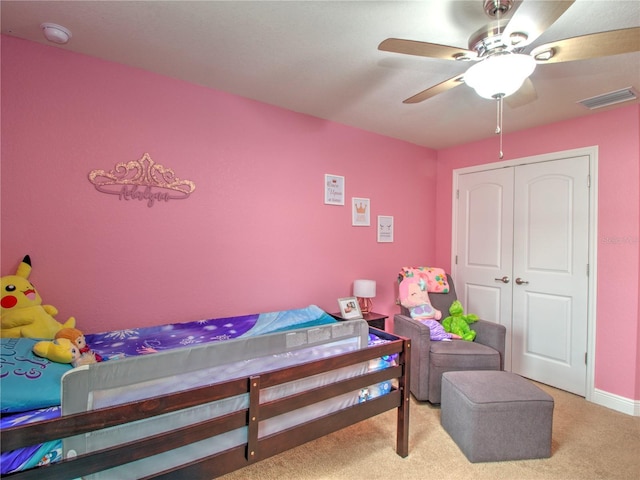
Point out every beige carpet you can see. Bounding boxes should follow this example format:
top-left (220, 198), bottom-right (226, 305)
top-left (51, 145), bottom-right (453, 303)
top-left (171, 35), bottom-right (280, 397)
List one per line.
top-left (221, 383), bottom-right (640, 480)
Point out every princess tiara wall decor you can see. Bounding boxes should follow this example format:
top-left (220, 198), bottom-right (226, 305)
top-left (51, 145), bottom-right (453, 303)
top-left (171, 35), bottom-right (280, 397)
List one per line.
top-left (88, 153), bottom-right (196, 207)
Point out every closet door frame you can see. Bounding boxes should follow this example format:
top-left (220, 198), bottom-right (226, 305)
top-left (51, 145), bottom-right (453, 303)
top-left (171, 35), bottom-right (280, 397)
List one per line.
top-left (451, 146), bottom-right (598, 403)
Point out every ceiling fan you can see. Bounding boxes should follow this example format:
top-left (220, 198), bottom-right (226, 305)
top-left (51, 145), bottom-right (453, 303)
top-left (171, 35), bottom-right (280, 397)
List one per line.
top-left (379, 0), bottom-right (640, 105)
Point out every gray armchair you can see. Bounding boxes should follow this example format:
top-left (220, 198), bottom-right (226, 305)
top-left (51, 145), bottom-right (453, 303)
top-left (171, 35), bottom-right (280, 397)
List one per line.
top-left (394, 274), bottom-right (506, 404)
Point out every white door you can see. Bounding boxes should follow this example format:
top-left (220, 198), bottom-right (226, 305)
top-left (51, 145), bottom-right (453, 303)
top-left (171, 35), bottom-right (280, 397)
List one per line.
top-left (511, 158), bottom-right (589, 396)
top-left (455, 156), bottom-right (590, 396)
top-left (456, 167), bottom-right (515, 368)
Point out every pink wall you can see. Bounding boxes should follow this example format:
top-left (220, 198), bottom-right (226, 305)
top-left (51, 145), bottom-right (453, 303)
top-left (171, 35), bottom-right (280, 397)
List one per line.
top-left (2, 36), bottom-right (639, 402)
top-left (434, 105), bottom-right (640, 400)
top-left (1, 36), bottom-right (436, 334)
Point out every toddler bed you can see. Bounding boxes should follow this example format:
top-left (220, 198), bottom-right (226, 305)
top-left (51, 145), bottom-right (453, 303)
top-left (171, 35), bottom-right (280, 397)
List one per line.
top-left (1, 305), bottom-right (410, 478)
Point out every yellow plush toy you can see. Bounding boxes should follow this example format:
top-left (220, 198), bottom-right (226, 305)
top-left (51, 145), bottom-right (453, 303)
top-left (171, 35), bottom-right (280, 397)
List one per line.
top-left (33, 334), bottom-right (98, 367)
top-left (32, 337), bottom-right (79, 364)
top-left (1, 255), bottom-right (75, 339)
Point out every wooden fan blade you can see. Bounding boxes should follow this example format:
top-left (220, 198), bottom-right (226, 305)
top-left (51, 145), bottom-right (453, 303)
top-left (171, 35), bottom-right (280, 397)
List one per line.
top-left (403, 75), bottom-right (465, 104)
top-left (379, 38), bottom-right (476, 61)
top-left (505, 78), bottom-right (538, 108)
top-left (530, 27), bottom-right (640, 64)
top-left (502, 0), bottom-right (574, 48)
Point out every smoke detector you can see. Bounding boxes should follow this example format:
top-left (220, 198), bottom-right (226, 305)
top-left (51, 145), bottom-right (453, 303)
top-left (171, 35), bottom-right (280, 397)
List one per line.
top-left (40, 23), bottom-right (72, 44)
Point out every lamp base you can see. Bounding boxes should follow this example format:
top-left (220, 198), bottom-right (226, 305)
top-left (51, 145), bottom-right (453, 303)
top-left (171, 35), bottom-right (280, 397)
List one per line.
top-left (357, 297), bottom-right (373, 315)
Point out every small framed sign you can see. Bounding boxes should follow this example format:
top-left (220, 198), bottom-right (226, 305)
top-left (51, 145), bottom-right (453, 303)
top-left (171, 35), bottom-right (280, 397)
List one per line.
top-left (337, 297), bottom-right (363, 320)
top-left (352, 197), bottom-right (370, 226)
top-left (377, 215), bottom-right (394, 243)
top-left (324, 174), bottom-right (345, 205)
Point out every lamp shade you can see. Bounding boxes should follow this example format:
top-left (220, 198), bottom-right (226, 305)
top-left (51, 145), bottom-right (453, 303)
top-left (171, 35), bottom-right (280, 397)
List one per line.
top-left (464, 53), bottom-right (536, 99)
top-left (353, 279), bottom-right (376, 298)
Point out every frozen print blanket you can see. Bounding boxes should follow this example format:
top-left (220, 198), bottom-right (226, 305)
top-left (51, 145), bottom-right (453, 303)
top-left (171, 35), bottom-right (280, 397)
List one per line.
top-left (86, 305), bottom-right (336, 360)
top-left (0, 407), bottom-right (62, 474)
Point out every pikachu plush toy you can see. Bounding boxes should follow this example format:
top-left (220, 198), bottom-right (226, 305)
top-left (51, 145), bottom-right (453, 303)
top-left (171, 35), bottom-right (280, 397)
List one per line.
top-left (1, 255), bottom-right (75, 339)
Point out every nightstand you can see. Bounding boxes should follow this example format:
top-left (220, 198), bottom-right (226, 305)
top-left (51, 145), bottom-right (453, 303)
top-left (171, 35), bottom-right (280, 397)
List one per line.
top-left (330, 311), bottom-right (388, 330)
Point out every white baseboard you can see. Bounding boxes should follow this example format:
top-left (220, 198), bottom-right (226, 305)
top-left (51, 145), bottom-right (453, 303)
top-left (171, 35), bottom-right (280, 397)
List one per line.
top-left (591, 388), bottom-right (640, 416)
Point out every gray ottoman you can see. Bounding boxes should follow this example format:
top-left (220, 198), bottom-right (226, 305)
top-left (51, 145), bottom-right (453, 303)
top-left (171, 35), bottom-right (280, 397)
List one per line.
top-left (441, 370), bottom-right (554, 463)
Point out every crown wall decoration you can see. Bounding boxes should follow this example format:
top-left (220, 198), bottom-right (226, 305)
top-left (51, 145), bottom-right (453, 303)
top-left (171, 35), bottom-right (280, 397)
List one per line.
top-left (88, 153), bottom-right (196, 207)
top-left (352, 197), bottom-right (370, 226)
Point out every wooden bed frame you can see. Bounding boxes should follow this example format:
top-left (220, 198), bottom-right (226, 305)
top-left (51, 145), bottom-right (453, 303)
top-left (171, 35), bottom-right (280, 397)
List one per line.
top-left (1, 328), bottom-right (410, 479)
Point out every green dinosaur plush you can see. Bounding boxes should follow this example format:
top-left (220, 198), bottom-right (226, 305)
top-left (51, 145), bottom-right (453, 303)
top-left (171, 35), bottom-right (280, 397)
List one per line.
top-left (442, 300), bottom-right (478, 342)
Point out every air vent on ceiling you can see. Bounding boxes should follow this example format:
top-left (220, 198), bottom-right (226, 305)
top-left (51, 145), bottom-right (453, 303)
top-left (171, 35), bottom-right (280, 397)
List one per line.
top-left (578, 87), bottom-right (638, 110)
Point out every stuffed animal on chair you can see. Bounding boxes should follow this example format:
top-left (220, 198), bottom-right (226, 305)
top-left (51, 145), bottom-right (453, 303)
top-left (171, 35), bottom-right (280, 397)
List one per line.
top-left (398, 274), bottom-right (453, 341)
top-left (442, 300), bottom-right (478, 342)
top-left (1, 255), bottom-right (75, 339)
top-left (398, 274), bottom-right (442, 321)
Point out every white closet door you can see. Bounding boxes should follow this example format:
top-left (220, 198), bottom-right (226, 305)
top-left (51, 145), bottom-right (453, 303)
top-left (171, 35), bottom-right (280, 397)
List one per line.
top-left (455, 156), bottom-right (590, 395)
top-left (511, 157), bottom-right (589, 396)
top-left (456, 167), bottom-right (514, 368)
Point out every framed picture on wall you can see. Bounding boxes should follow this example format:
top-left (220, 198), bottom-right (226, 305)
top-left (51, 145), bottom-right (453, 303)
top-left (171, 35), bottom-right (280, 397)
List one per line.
top-left (352, 197), bottom-right (370, 226)
top-left (324, 174), bottom-right (345, 205)
top-left (377, 215), bottom-right (394, 242)
top-left (337, 297), bottom-right (363, 320)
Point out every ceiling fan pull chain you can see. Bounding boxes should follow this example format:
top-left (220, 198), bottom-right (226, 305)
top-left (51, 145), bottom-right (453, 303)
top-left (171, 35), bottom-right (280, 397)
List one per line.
top-left (496, 95), bottom-right (504, 159)
top-left (494, 0), bottom-right (503, 159)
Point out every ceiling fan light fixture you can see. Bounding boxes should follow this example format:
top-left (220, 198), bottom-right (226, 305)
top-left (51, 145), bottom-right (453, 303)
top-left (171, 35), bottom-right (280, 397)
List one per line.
top-left (464, 53), bottom-right (536, 99)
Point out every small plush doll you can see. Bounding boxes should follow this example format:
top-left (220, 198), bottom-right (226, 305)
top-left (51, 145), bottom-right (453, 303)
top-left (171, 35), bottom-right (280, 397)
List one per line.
top-left (1, 255), bottom-right (75, 339)
top-left (398, 274), bottom-right (453, 341)
top-left (33, 330), bottom-right (100, 368)
top-left (55, 327), bottom-right (102, 363)
top-left (398, 275), bottom-right (442, 321)
top-left (442, 300), bottom-right (478, 342)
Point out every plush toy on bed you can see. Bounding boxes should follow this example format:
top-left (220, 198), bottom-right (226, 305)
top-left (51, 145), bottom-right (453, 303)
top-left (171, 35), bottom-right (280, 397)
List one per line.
top-left (398, 274), bottom-right (454, 341)
top-left (55, 327), bottom-right (102, 363)
top-left (442, 300), bottom-right (478, 342)
top-left (1, 255), bottom-right (76, 339)
top-left (33, 328), bottom-right (99, 367)
top-left (32, 337), bottom-right (80, 364)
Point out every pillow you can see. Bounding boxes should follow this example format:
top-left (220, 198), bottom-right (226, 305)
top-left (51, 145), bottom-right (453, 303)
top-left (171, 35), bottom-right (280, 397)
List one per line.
top-left (422, 267), bottom-right (450, 293)
top-left (398, 267), bottom-right (450, 293)
top-left (1, 338), bottom-right (72, 413)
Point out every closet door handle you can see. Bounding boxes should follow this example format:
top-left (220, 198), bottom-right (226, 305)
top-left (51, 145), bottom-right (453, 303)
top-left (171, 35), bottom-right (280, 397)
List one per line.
top-left (494, 276), bottom-right (510, 283)
top-left (515, 277), bottom-right (529, 285)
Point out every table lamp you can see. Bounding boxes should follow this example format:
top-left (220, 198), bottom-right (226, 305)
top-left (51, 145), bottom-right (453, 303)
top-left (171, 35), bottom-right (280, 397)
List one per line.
top-left (353, 279), bottom-right (376, 315)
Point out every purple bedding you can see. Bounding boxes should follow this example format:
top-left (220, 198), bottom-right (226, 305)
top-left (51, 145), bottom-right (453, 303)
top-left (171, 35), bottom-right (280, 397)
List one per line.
top-left (85, 313), bottom-right (260, 359)
top-left (0, 407), bottom-right (62, 473)
top-left (86, 305), bottom-right (336, 360)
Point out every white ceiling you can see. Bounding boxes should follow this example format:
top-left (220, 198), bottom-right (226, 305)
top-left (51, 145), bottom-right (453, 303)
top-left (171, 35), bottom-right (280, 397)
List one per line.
top-left (2, 0), bottom-right (639, 149)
